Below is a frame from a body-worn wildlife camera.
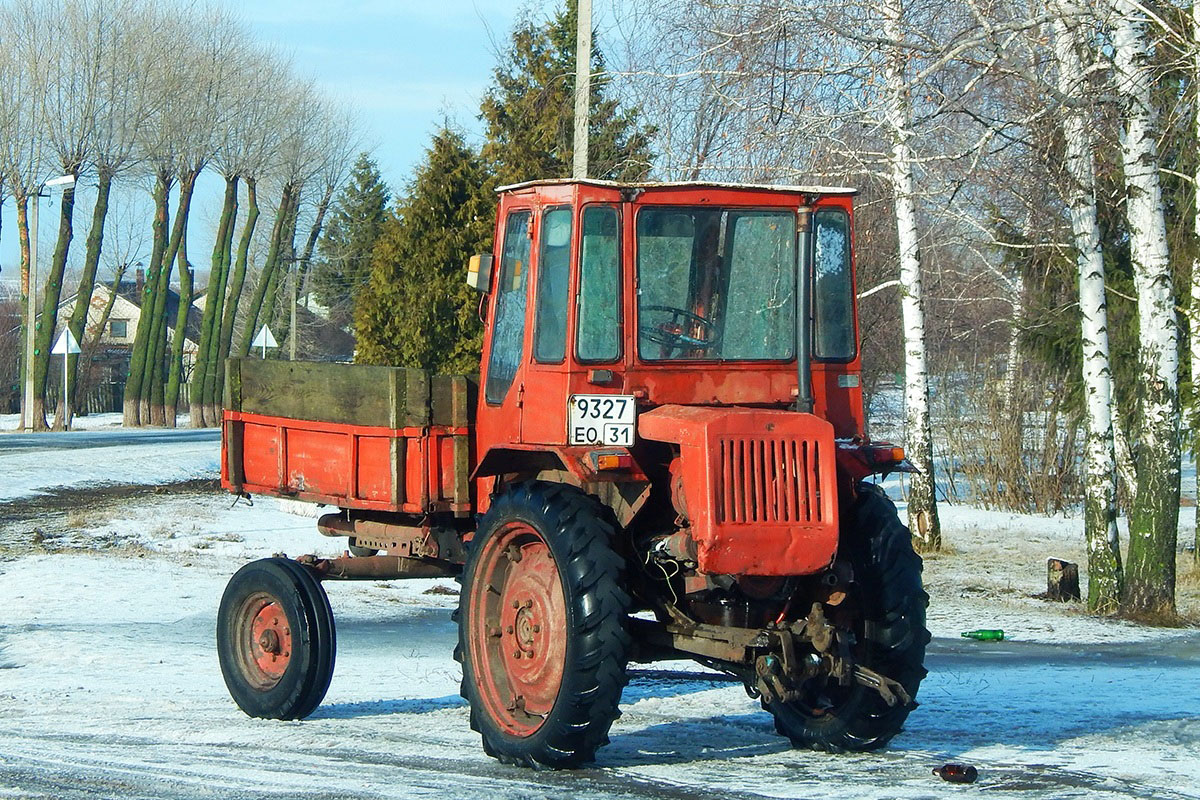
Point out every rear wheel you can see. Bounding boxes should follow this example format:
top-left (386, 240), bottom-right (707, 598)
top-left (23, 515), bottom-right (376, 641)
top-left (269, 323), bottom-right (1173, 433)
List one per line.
top-left (217, 557), bottom-right (336, 720)
top-left (457, 481), bottom-right (630, 768)
top-left (765, 483), bottom-right (928, 752)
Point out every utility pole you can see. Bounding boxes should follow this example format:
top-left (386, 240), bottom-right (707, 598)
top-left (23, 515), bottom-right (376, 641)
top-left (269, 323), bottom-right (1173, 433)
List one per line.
top-left (572, 0), bottom-right (592, 180)
top-left (24, 194), bottom-right (38, 432)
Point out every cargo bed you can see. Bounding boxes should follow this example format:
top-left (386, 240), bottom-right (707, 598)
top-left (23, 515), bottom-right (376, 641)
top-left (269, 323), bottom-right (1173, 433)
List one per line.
top-left (221, 358), bottom-right (475, 516)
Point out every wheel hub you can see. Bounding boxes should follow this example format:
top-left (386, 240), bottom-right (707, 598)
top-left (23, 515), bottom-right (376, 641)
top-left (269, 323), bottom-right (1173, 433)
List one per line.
top-left (242, 595), bottom-right (292, 686)
top-left (470, 521), bottom-right (567, 736)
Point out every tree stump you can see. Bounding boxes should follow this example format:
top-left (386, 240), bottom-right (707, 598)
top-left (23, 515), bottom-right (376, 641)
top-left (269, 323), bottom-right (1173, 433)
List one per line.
top-left (1047, 558), bottom-right (1081, 602)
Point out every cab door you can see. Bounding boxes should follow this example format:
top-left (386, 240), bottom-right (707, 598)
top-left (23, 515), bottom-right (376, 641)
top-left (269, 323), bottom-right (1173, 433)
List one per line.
top-left (477, 206), bottom-right (534, 449)
top-left (521, 205), bottom-right (574, 444)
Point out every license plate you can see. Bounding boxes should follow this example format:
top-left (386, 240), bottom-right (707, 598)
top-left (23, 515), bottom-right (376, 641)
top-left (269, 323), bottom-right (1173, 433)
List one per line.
top-left (568, 395), bottom-right (636, 446)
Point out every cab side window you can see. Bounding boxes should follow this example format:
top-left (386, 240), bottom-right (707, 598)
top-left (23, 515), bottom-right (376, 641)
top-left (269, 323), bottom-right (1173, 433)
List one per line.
top-left (576, 206), bottom-right (621, 362)
top-left (533, 207), bottom-right (573, 363)
top-left (812, 209), bottom-right (856, 361)
top-left (485, 210), bottom-right (532, 404)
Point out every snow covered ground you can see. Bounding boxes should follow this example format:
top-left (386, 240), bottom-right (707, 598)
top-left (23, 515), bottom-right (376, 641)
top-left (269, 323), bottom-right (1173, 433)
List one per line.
top-left (0, 411), bottom-right (193, 432)
top-left (1, 430), bottom-right (1198, 798)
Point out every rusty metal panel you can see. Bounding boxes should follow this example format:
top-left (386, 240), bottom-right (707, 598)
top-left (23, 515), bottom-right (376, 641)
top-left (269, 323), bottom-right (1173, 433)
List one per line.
top-left (640, 404), bottom-right (838, 577)
top-left (282, 427), bottom-right (351, 496)
top-left (222, 411), bottom-right (441, 514)
top-left (354, 435), bottom-right (393, 503)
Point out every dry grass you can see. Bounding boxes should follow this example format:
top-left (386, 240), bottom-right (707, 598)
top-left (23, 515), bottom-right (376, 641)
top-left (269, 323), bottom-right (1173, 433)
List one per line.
top-left (66, 509), bottom-right (111, 528)
top-left (1177, 554), bottom-right (1200, 622)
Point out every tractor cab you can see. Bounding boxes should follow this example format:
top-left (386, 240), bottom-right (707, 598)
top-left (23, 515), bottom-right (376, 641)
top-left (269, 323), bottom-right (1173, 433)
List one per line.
top-left (469, 179), bottom-right (896, 578)
top-left (471, 179), bottom-right (865, 455)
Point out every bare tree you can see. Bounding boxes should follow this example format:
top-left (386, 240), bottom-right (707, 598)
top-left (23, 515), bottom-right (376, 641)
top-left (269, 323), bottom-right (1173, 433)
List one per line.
top-left (235, 82), bottom-right (330, 358)
top-left (27, 0), bottom-right (105, 429)
top-left (61, 0), bottom-right (159, 427)
top-left (0, 0), bottom-right (49, 428)
top-left (206, 51), bottom-right (292, 423)
top-left (162, 8), bottom-right (249, 426)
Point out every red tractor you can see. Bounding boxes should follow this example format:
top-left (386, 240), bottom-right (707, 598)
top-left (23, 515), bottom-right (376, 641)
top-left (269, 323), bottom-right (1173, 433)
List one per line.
top-left (217, 179), bottom-right (927, 768)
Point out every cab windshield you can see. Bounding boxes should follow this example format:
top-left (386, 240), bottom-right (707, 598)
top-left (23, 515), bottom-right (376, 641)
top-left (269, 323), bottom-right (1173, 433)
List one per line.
top-left (636, 207), bottom-right (796, 361)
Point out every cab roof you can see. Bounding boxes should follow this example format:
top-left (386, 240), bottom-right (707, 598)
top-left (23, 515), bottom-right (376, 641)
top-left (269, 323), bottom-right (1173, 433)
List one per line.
top-left (496, 178), bottom-right (858, 196)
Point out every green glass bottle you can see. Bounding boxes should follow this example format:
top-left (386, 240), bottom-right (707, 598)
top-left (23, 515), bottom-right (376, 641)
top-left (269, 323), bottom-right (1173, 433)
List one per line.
top-left (961, 629), bottom-right (1004, 641)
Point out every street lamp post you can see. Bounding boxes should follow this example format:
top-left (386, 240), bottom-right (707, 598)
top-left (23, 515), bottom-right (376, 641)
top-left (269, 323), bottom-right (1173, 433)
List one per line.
top-left (23, 173), bottom-right (76, 432)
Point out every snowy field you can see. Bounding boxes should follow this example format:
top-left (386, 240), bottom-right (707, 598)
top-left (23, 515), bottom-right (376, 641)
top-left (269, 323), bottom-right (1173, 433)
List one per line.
top-left (1, 430), bottom-right (1198, 799)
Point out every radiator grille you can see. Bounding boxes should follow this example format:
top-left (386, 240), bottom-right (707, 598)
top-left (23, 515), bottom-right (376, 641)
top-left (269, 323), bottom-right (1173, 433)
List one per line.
top-left (715, 437), bottom-right (823, 525)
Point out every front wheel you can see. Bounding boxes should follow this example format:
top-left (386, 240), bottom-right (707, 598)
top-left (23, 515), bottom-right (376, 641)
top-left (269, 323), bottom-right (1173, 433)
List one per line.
top-left (765, 483), bottom-right (929, 752)
top-left (217, 557), bottom-right (336, 720)
top-left (457, 481), bottom-right (631, 768)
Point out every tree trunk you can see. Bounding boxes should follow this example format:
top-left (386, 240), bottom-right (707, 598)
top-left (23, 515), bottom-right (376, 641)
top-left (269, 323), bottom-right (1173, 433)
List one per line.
top-left (264, 190), bottom-right (302, 340)
top-left (31, 177), bottom-right (78, 431)
top-left (164, 226), bottom-right (192, 426)
top-left (297, 183), bottom-right (333, 289)
top-left (883, 0), bottom-right (940, 550)
top-left (124, 173), bottom-right (171, 426)
top-left (1001, 270), bottom-right (1025, 414)
top-left (213, 177), bottom-right (260, 417)
top-left (1112, 0), bottom-right (1179, 620)
top-left (1192, 0), bottom-right (1200, 564)
top-left (237, 184), bottom-right (296, 358)
top-left (142, 170), bottom-right (197, 426)
top-left (1052, 10), bottom-right (1123, 613)
top-left (191, 174), bottom-right (238, 427)
top-left (61, 168), bottom-right (114, 429)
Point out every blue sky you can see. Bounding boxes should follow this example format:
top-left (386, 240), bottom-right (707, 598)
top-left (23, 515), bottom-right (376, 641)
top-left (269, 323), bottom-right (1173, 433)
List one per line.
top-left (0, 0), bottom-right (543, 286)
top-left (242, 0), bottom-right (526, 189)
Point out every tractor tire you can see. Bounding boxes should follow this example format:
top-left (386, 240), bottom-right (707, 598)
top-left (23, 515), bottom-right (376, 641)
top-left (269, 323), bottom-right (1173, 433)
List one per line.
top-left (217, 557), bottom-right (336, 720)
top-left (765, 482), bottom-right (929, 752)
top-left (456, 481), bottom-right (631, 768)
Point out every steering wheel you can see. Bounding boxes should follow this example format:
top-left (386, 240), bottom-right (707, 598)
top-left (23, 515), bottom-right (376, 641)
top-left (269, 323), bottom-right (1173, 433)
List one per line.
top-left (639, 304), bottom-right (720, 352)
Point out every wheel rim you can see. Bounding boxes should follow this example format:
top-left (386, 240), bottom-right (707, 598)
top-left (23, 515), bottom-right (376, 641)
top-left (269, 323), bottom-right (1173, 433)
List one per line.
top-left (233, 591), bottom-right (294, 690)
top-left (469, 520), bottom-right (567, 737)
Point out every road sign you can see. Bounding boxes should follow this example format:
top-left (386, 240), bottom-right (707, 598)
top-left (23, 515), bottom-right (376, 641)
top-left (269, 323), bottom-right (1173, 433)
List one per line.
top-left (52, 329), bottom-right (80, 355)
top-left (51, 329), bottom-right (81, 431)
top-left (251, 326), bottom-right (277, 358)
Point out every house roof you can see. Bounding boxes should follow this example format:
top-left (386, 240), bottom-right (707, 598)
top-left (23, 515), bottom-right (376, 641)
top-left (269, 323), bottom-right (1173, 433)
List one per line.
top-left (110, 281), bottom-right (204, 343)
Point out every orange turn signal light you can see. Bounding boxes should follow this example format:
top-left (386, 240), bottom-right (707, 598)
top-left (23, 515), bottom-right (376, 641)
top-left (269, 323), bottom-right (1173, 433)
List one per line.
top-left (871, 445), bottom-right (905, 462)
top-left (592, 453), bottom-right (632, 471)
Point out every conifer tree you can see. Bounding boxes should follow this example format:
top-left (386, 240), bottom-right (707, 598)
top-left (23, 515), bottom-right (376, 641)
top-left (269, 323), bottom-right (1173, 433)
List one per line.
top-left (355, 128), bottom-right (492, 373)
top-left (310, 153), bottom-right (389, 325)
top-left (480, 0), bottom-right (654, 186)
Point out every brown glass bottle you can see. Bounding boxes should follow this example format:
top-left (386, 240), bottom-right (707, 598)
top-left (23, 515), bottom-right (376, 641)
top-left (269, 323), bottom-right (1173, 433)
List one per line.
top-left (933, 764), bottom-right (979, 783)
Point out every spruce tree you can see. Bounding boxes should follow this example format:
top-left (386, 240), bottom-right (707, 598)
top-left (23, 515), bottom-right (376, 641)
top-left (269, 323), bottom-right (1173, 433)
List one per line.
top-left (355, 128), bottom-right (493, 373)
top-left (310, 153), bottom-right (389, 326)
top-left (480, 0), bottom-right (654, 186)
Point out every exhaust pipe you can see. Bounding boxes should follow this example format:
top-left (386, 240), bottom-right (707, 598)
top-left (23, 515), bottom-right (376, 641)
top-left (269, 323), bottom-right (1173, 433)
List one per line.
top-left (796, 205), bottom-right (814, 414)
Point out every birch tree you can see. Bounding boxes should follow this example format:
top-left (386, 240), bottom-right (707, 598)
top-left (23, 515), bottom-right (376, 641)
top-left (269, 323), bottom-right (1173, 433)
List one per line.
top-left (880, 0), bottom-right (940, 549)
top-left (1109, 0), bottom-right (1179, 619)
top-left (1192, 0), bottom-right (1200, 564)
top-left (1050, 2), bottom-right (1122, 612)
